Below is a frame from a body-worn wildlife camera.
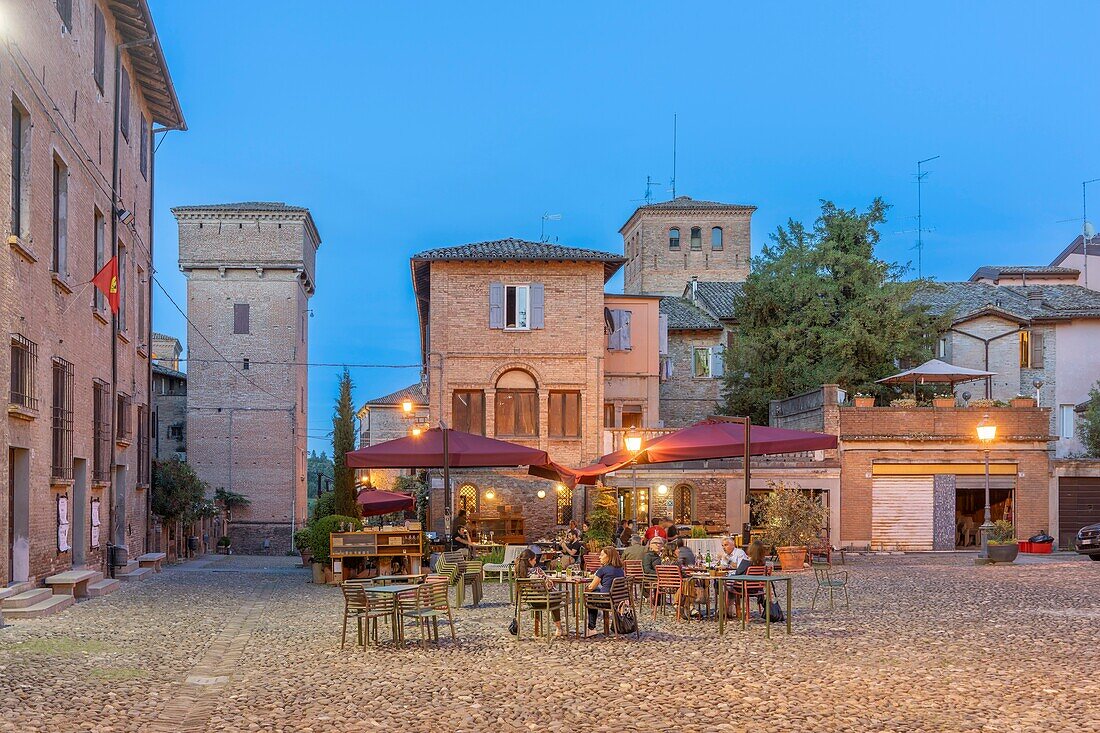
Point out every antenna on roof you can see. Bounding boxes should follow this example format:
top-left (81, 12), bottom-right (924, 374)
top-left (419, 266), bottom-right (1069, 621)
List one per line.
top-left (540, 212), bottom-right (562, 242)
top-left (896, 156), bottom-right (940, 279)
top-left (669, 114), bottom-right (678, 199)
top-left (1083, 178), bottom-right (1100, 289)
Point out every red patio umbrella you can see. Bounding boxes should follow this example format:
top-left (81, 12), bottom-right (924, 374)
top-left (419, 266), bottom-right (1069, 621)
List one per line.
top-left (355, 489), bottom-right (416, 517)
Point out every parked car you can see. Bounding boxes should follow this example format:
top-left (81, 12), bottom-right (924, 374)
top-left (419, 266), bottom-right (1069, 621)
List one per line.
top-left (1076, 523), bottom-right (1100, 561)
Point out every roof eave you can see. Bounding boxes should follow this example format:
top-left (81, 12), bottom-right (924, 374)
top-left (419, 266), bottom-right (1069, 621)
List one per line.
top-left (108, 0), bottom-right (186, 129)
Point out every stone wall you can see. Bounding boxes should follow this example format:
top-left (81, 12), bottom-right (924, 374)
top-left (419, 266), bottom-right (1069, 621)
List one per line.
top-left (659, 331), bottom-right (724, 427)
top-left (152, 372), bottom-right (187, 461)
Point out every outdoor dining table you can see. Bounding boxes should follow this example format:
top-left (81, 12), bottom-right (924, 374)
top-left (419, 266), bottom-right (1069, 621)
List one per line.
top-left (716, 574), bottom-right (794, 638)
top-left (362, 583), bottom-right (421, 644)
top-left (547, 574), bottom-right (590, 638)
top-left (371, 573), bottom-right (426, 585)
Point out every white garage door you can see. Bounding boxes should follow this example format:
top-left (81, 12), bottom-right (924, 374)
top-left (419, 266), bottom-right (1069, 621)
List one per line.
top-left (872, 476), bottom-right (934, 551)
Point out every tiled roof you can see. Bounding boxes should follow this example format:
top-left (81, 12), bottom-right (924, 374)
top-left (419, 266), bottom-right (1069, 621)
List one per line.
top-left (659, 297), bottom-right (722, 330)
top-left (411, 239), bottom-right (625, 265)
top-left (688, 281), bottom-right (744, 320)
top-left (912, 282), bottom-right (1100, 322)
top-left (970, 265), bottom-right (1080, 281)
top-left (107, 1), bottom-right (185, 129)
top-left (151, 331), bottom-right (179, 342)
top-left (171, 202), bottom-right (310, 213)
top-left (152, 362), bottom-right (186, 380)
top-left (361, 382), bottom-right (428, 408)
top-left (636, 196), bottom-right (756, 212)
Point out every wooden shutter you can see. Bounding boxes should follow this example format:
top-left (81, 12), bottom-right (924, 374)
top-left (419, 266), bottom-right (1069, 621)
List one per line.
top-left (710, 345), bottom-right (724, 378)
top-left (489, 282), bottom-right (504, 329)
top-left (620, 310), bottom-right (632, 350)
top-left (234, 303), bottom-right (250, 334)
top-left (530, 283), bottom-right (544, 329)
top-left (120, 67), bottom-right (130, 139)
top-left (548, 393), bottom-right (563, 437)
top-left (93, 7), bottom-right (105, 89)
top-left (517, 392), bottom-right (538, 436)
top-left (608, 310), bottom-right (621, 350)
top-left (871, 476), bottom-right (934, 551)
top-left (658, 313), bottom-right (669, 355)
top-left (495, 392), bottom-right (515, 436)
top-left (1029, 331), bottom-right (1044, 368)
top-left (564, 392), bottom-right (580, 437)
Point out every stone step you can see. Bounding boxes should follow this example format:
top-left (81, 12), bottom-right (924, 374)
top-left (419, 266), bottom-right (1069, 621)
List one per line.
top-left (117, 566), bottom-right (153, 582)
top-left (0, 581), bottom-right (38, 602)
top-left (119, 561), bottom-right (141, 575)
top-left (1, 588), bottom-right (53, 610)
top-left (2, 594), bottom-right (75, 620)
top-left (86, 578), bottom-right (120, 597)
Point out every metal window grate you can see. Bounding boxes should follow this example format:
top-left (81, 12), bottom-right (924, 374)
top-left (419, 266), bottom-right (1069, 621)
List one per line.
top-left (10, 334), bottom-right (38, 410)
top-left (51, 358), bottom-right (73, 480)
top-left (556, 486), bottom-right (573, 525)
top-left (93, 381), bottom-right (111, 482)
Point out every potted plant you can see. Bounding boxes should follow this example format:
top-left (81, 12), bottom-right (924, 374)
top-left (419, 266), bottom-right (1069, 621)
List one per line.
top-left (1010, 394), bottom-right (1036, 408)
top-left (889, 397), bottom-right (917, 408)
top-left (986, 519), bottom-right (1019, 563)
top-left (216, 536), bottom-right (231, 554)
top-left (970, 398), bottom-right (995, 408)
top-left (932, 392), bottom-right (956, 408)
top-left (853, 393), bottom-right (875, 408)
top-left (756, 481), bottom-right (828, 572)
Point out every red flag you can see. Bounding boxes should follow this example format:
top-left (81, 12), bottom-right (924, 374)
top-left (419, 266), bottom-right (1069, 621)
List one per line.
top-left (92, 257), bottom-right (119, 315)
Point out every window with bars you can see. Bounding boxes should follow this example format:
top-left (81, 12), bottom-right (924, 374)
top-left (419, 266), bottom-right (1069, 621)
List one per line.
top-left (457, 483), bottom-right (479, 514)
top-left (93, 381), bottom-right (111, 482)
top-left (117, 392), bottom-right (132, 441)
top-left (137, 405), bottom-right (149, 484)
top-left (10, 334), bottom-right (37, 410)
top-left (51, 359), bottom-right (74, 480)
top-left (673, 484), bottom-right (693, 524)
top-left (556, 485), bottom-right (573, 525)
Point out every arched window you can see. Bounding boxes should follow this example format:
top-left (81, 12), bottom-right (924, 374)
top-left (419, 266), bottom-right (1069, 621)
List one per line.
top-left (673, 484), bottom-right (694, 524)
top-left (556, 485), bottom-right (573, 525)
top-left (711, 227), bottom-right (723, 251)
top-left (690, 227), bottom-right (702, 250)
top-left (495, 369), bottom-right (538, 437)
top-left (668, 227), bottom-right (680, 250)
top-left (457, 483), bottom-right (479, 514)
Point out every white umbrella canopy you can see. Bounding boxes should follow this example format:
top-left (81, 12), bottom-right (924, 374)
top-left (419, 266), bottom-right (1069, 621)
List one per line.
top-left (876, 358), bottom-right (995, 386)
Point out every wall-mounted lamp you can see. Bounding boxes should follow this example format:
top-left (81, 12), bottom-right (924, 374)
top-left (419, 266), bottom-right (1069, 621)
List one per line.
top-left (401, 399), bottom-right (414, 414)
top-left (536, 490), bottom-right (546, 499)
top-left (485, 490), bottom-right (495, 501)
top-left (656, 484), bottom-right (669, 496)
top-left (115, 207), bottom-right (135, 227)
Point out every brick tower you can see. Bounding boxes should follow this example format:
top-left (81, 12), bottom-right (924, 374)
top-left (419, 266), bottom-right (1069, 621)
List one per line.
top-left (173, 203), bottom-right (319, 553)
top-left (620, 196), bottom-right (756, 295)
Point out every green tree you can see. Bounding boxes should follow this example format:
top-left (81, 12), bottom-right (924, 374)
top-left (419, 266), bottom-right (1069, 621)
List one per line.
top-left (332, 369), bottom-right (360, 518)
top-left (214, 487), bottom-right (251, 522)
top-left (1078, 381), bottom-right (1100, 457)
top-left (720, 199), bottom-right (949, 422)
top-left (307, 450), bottom-right (334, 502)
top-left (151, 458), bottom-right (208, 524)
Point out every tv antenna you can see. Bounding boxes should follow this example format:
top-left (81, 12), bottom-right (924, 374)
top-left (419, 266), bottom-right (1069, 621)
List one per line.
top-left (641, 175), bottom-right (661, 204)
top-left (897, 156), bottom-right (939, 278)
top-left (540, 212), bottom-right (562, 242)
top-left (669, 114), bottom-right (678, 199)
top-left (1083, 178), bottom-right (1100, 289)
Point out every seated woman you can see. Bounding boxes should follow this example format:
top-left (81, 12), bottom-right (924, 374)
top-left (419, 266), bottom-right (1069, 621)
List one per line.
top-left (514, 547), bottom-right (564, 637)
top-left (728, 539), bottom-right (769, 619)
top-left (584, 546), bottom-right (625, 637)
top-left (673, 538), bottom-right (697, 567)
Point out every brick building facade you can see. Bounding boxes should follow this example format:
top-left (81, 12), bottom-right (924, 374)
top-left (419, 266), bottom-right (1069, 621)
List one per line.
top-left (151, 362), bottom-right (186, 462)
top-left (174, 203), bottom-right (319, 554)
top-left (2, 0), bottom-right (183, 584)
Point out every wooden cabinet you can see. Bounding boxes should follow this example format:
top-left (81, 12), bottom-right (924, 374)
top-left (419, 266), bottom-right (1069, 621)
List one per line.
top-left (467, 512), bottom-right (525, 545)
top-left (330, 528), bottom-right (423, 579)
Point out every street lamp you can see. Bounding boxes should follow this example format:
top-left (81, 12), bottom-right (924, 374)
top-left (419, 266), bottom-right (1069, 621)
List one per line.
top-left (624, 430), bottom-right (644, 525)
top-left (976, 414), bottom-right (997, 563)
top-left (401, 399), bottom-right (414, 415)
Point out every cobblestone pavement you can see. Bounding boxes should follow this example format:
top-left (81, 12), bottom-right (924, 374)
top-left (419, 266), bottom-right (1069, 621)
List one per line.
top-left (1, 552), bottom-right (1098, 733)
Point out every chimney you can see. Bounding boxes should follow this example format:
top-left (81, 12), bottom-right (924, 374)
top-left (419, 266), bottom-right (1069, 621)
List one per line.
top-left (690, 276), bottom-right (698, 303)
top-left (1027, 288), bottom-right (1043, 310)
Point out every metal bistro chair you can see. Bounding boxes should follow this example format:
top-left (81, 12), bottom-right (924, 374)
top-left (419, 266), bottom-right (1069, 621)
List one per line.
top-left (652, 565), bottom-right (688, 620)
top-left (583, 553), bottom-right (602, 573)
top-left (442, 551), bottom-right (484, 607)
top-left (623, 559), bottom-right (649, 605)
top-left (339, 582), bottom-right (368, 649)
top-left (583, 576), bottom-right (639, 639)
top-left (731, 565), bottom-right (770, 621)
top-left (399, 577), bottom-right (457, 648)
top-left (811, 563), bottom-right (850, 610)
top-left (515, 578), bottom-right (569, 645)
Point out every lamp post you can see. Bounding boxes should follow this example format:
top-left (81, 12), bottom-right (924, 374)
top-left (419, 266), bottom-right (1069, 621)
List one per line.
top-left (625, 430), bottom-right (643, 526)
top-left (976, 414), bottom-right (997, 563)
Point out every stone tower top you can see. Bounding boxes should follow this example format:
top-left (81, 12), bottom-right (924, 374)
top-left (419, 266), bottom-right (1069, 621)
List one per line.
top-left (173, 202), bottom-right (321, 295)
top-left (620, 195), bottom-right (755, 296)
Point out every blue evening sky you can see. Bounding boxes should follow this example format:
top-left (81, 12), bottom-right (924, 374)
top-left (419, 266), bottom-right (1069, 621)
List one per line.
top-left (148, 1), bottom-right (1100, 454)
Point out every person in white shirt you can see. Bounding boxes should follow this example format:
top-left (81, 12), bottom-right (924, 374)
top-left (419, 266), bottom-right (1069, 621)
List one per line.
top-left (718, 536), bottom-right (748, 571)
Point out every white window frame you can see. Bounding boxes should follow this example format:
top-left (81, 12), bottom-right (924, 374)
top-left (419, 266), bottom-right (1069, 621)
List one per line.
top-left (693, 347), bottom-right (712, 379)
top-left (936, 336), bottom-right (948, 359)
top-left (1059, 405), bottom-right (1075, 440)
top-left (505, 284), bottom-right (530, 331)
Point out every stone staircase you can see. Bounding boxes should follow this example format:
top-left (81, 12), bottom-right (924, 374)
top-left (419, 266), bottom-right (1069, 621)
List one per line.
top-left (116, 561), bottom-right (154, 582)
top-left (1, 569), bottom-right (121, 621)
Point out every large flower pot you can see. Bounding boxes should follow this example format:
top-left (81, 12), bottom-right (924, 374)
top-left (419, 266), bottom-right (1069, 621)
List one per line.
top-left (1010, 397), bottom-right (1036, 408)
top-left (988, 543), bottom-right (1019, 563)
top-left (299, 549), bottom-right (312, 567)
top-left (310, 561), bottom-right (325, 584)
top-left (854, 397), bottom-right (875, 408)
top-left (933, 398), bottom-right (956, 408)
top-left (776, 546), bottom-right (807, 572)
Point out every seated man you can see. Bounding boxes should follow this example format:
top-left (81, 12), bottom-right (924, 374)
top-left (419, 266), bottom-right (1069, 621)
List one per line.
top-left (718, 536), bottom-right (748, 571)
top-left (621, 534), bottom-right (647, 562)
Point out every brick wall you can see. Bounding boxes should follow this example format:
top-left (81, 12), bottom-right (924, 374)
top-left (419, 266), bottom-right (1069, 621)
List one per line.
top-left (622, 207), bottom-right (752, 296)
top-left (152, 371), bottom-right (187, 461)
top-left (838, 406), bottom-right (1052, 547)
top-left (659, 331), bottom-right (723, 427)
top-left (1, 1), bottom-right (165, 582)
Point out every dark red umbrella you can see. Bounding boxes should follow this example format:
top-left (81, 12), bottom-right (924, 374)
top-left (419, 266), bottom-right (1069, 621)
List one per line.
top-left (556, 418), bottom-right (838, 485)
top-left (355, 489), bottom-right (416, 517)
top-left (346, 427), bottom-right (550, 469)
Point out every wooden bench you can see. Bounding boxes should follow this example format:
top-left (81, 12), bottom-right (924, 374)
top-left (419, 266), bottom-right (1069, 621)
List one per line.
top-left (137, 552), bottom-right (167, 572)
top-left (44, 570), bottom-right (99, 598)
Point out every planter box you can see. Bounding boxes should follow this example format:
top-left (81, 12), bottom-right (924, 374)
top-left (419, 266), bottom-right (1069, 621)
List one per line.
top-left (988, 543), bottom-right (1019, 563)
top-left (1018, 541), bottom-right (1053, 554)
top-left (932, 398), bottom-right (956, 408)
top-left (1010, 398), bottom-right (1036, 408)
top-left (853, 396), bottom-right (875, 408)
